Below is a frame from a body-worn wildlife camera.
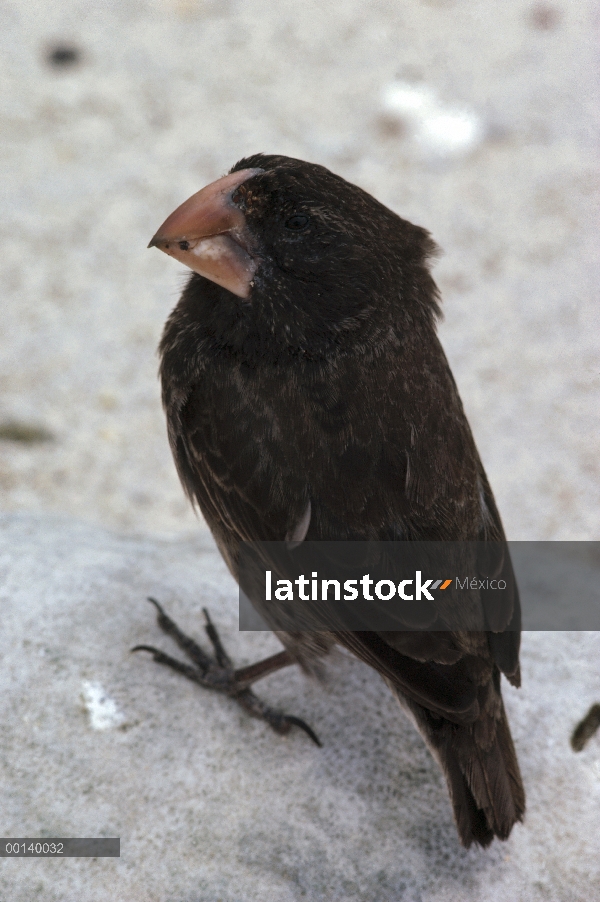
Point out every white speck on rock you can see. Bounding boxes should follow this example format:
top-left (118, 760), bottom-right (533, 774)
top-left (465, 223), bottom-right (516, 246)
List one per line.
top-left (81, 680), bottom-right (125, 731)
top-left (380, 80), bottom-right (484, 158)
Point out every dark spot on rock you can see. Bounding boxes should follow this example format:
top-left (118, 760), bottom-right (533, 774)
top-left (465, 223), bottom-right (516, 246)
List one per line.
top-left (179, 241), bottom-right (190, 251)
top-left (46, 44), bottom-right (81, 68)
top-left (571, 703), bottom-right (600, 752)
top-left (0, 421), bottom-right (54, 444)
top-left (529, 3), bottom-right (561, 30)
top-left (376, 115), bottom-right (407, 139)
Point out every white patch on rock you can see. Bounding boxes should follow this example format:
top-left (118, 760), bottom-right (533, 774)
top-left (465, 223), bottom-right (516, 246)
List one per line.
top-left (81, 680), bottom-right (125, 731)
top-left (380, 80), bottom-right (484, 158)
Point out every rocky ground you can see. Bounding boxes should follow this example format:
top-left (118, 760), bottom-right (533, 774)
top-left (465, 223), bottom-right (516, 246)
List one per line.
top-left (1, 0), bottom-right (598, 540)
top-left (1, 514), bottom-right (599, 902)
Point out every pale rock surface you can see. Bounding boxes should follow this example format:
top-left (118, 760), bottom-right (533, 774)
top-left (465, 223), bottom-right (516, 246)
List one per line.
top-left (1, 514), bottom-right (599, 901)
top-left (0, 0), bottom-right (598, 540)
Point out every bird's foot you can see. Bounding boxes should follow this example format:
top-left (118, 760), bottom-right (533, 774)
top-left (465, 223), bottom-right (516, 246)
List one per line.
top-left (132, 597), bottom-right (321, 746)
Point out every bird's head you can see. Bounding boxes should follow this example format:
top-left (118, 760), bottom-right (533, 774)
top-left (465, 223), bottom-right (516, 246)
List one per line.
top-left (150, 154), bottom-right (440, 359)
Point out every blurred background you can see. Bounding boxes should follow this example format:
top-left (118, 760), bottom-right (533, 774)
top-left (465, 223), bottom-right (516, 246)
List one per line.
top-left (0, 0), bottom-right (598, 540)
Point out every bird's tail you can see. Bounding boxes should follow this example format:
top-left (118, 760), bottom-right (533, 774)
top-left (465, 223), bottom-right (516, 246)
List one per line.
top-left (396, 685), bottom-right (525, 847)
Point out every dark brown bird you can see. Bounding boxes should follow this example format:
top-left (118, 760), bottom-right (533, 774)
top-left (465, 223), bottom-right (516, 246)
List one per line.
top-left (136, 154), bottom-right (525, 848)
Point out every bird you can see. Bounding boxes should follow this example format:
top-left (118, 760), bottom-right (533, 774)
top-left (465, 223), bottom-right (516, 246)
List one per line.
top-left (135, 154), bottom-right (525, 848)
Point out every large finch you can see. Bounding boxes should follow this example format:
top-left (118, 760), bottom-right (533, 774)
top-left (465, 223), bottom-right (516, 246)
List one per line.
top-left (136, 154), bottom-right (525, 848)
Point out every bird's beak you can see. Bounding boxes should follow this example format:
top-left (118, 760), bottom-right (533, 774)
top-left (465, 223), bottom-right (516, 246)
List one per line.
top-left (148, 167), bottom-right (264, 298)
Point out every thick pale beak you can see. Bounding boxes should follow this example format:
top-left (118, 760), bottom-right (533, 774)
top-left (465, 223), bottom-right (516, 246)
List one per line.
top-left (149, 167), bottom-right (264, 298)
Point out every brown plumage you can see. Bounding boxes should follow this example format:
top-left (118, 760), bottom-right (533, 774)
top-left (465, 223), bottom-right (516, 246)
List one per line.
top-left (146, 154), bottom-right (525, 848)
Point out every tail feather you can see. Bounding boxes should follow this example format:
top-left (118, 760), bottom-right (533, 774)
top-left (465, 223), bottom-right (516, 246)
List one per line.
top-left (442, 746), bottom-right (495, 847)
top-left (494, 697), bottom-right (526, 819)
top-left (395, 682), bottom-right (525, 847)
top-left (459, 728), bottom-right (517, 840)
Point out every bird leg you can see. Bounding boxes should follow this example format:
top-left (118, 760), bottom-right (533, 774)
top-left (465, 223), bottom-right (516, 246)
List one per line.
top-left (132, 597), bottom-right (321, 746)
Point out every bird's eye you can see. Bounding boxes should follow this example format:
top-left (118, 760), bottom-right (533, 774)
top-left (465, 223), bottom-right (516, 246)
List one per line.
top-left (285, 214), bottom-right (309, 231)
top-left (231, 188), bottom-right (244, 205)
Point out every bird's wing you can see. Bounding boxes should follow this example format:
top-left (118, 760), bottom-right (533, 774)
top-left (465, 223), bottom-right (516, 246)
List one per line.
top-left (170, 352), bottom-right (520, 716)
top-left (169, 376), bottom-right (310, 548)
top-left (474, 463), bottom-right (521, 685)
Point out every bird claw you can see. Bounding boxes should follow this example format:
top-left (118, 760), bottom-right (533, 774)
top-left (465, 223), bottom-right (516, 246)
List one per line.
top-left (133, 598), bottom-right (321, 747)
top-left (202, 606), bottom-right (232, 669)
top-left (279, 715), bottom-right (322, 747)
